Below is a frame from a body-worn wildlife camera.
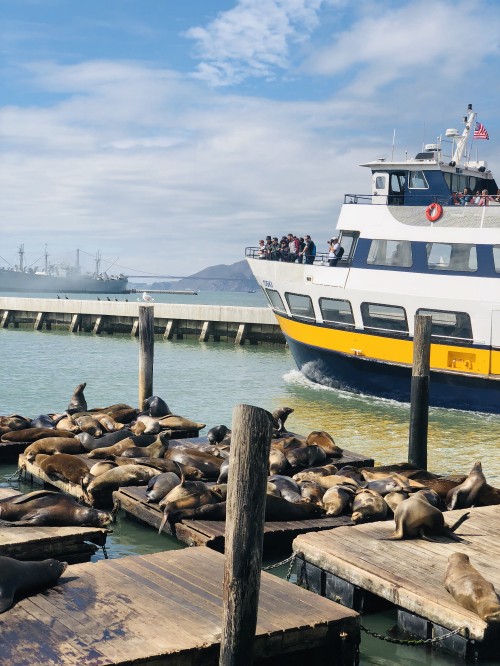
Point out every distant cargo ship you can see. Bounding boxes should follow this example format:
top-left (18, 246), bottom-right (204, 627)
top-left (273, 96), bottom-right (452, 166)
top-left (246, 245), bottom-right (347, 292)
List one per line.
top-left (0, 246), bottom-right (128, 294)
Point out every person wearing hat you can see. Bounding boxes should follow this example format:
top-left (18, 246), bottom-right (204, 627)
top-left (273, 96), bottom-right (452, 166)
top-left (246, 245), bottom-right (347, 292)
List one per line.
top-left (328, 237), bottom-right (340, 266)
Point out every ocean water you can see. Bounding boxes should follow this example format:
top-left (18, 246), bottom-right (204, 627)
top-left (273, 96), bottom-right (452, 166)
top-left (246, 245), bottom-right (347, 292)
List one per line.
top-left (0, 290), bottom-right (498, 665)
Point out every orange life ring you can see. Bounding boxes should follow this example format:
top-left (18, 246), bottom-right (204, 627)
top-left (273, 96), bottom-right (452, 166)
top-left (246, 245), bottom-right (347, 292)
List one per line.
top-left (426, 203), bottom-right (443, 222)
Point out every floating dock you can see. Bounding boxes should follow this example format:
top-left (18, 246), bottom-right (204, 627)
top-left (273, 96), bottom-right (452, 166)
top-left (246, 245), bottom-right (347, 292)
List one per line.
top-left (293, 504), bottom-right (500, 660)
top-left (0, 296), bottom-right (284, 344)
top-left (0, 488), bottom-right (107, 564)
top-left (0, 547), bottom-right (360, 665)
top-left (114, 485), bottom-right (354, 554)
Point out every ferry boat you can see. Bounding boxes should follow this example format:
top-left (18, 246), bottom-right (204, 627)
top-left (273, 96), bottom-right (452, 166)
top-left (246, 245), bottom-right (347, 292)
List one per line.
top-left (246, 104), bottom-right (500, 413)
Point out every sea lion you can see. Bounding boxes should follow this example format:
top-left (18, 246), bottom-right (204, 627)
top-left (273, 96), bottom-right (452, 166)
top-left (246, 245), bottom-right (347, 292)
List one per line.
top-left (384, 491), bottom-right (409, 513)
top-left (293, 464), bottom-right (339, 483)
top-left (272, 407), bottom-right (294, 434)
top-left (0, 556), bottom-right (67, 613)
top-left (157, 415), bottom-right (205, 431)
top-left (158, 479), bottom-right (221, 531)
top-left (87, 436), bottom-right (148, 459)
top-left (444, 552), bottom-right (500, 623)
top-left (366, 476), bottom-right (411, 496)
top-left (146, 472), bottom-right (181, 503)
top-left (207, 425), bottom-right (230, 444)
top-left (112, 456), bottom-right (204, 480)
top-left (105, 406), bottom-right (139, 424)
top-left (143, 395), bottom-right (171, 418)
top-left (81, 429), bottom-right (134, 452)
top-left (0, 414), bottom-right (32, 434)
top-left (285, 444), bottom-right (326, 468)
top-left (1, 428), bottom-right (75, 443)
top-left (67, 382), bottom-right (87, 415)
top-left (351, 489), bottom-right (388, 524)
top-left (322, 485), bottom-right (356, 516)
top-left (55, 415), bottom-right (80, 432)
top-left (121, 432), bottom-right (170, 459)
top-left (216, 458), bottom-right (230, 483)
top-left (90, 461), bottom-right (118, 477)
top-left (36, 453), bottom-right (93, 487)
top-left (305, 431), bottom-right (343, 457)
top-left (131, 416), bottom-right (161, 435)
top-left (317, 474), bottom-right (360, 490)
top-left (94, 413), bottom-right (125, 432)
top-left (447, 461), bottom-right (486, 510)
top-left (30, 414), bottom-right (57, 429)
top-left (164, 448), bottom-right (223, 479)
top-left (268, 475), bottom-right (303, 503)
top-left (24, 437), bottom-right (84, 461)
top-left (384, 494), bottom-right (470, 541)
top-left (73, 415), bottom-right (104, 437)
top-left (0, 490), bottom-right (112, 527)
top-left (299, 480), bottom-right (326, 504)
top-left (269, 448), bottom-right (289, 475)
top-left (85, 465), bottom-right (159, 502)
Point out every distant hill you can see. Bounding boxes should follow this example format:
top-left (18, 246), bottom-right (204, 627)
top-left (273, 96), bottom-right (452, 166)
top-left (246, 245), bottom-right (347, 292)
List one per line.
top-left (146, 260), bottom-right (259, 292)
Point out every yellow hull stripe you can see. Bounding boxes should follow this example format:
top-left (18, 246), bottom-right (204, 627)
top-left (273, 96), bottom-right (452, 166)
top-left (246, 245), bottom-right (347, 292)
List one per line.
top-left (276, 314), bottom-right (498, 377)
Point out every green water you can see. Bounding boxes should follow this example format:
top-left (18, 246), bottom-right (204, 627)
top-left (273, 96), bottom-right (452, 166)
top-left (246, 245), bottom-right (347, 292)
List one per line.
top-left (0, 292), bottom-right (499, 664)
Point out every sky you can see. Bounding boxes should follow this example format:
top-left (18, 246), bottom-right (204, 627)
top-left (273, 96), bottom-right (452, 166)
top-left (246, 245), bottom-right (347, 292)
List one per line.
top-left (2, 0), bottom-right (500, 279)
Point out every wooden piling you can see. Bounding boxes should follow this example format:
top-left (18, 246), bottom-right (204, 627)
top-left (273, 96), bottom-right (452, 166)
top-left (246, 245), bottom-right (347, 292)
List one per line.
top-left (408, 314), bottom-right (432, 470)
top-left (219, 404), bottom-right (273, 666)
top-left (138, 305), bottom-right (154, 409)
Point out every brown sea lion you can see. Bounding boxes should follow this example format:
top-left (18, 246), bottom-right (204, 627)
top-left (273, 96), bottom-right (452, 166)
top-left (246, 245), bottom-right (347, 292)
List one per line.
top-left (299, 480), bottom-right (326, 504)
top-left (272, 406), bottom-right (294, 434)
top-left (269, 448), bottom-right (289, 475)
top-left (351, 489), bottom-right (388, 524)
top-left (132, 415), bottom-right (161, 435)
top-left (0, 415), bottom-right (32, 435)
top-left (317, 474), bottom-right (360, 490)
top-left (67, 382), bottom-right (87, 415)
top-left (0, 490), bottom-right (112, 527)
top-left (90, 461), bottom-right (118, 477)
top-left (36, 453), bottom-right (93, 487)
top-left (54, 415), bottom-right (80, 432)
top-left (1, 428), bottom-right (75, 443)
top-left (87, 438), bottom-right (137, 459)
top-left (146, 472), bottom-right (181, 503)
top-left (322, 485), bottom-right (356, 516)
top-left (384, 491), bottom-right (409, 513)
top-left (121, 432), bottom-right (169, 459)
top-left (85, 465), bottom-right (159, 503)
top-left (384, 495), bottom-right (469, 541)
top-left (157, 415), bottom-right (205, 431)
top-left (305, 431), bottom-right (343, 457)
top-left (73, 415), bottom-right (104, 437)
top-left (112, 456), bottom-right (204, 480)
top-left (24, 437), bottom-right (84, 462)
top-left (164, 447), bottom-right (223, 479)
top-left (94, 413), bottom-right (125, 432)
top-left (0, 556), bottom-right (67, 613)
top-left (447, 461), bottom-right (486, 510)
top-left (158, 479), bottom-right (221, 531)
top-left (285, 444), bottom-right (326, 468)
top-left (444, 552), bottom-right (500, 623)
top-left (268, 475), bottom-right (303, 503)
top-left (293, 464), bottom-right (339, 483)
top-left (105, 406), bottom-right (139, 424)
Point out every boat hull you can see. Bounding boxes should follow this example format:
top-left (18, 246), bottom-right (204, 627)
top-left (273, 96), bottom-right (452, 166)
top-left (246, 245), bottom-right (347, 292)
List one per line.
top-left (286, 335), bottom-right (500, 413)
top-left (0, 269), bottom-right (128, 294)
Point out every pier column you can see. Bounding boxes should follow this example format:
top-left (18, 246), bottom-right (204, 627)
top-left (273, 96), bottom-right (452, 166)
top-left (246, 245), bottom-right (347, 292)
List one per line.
top-left (138, 305), bottom-right (154, 409)
top-left (199, 321), bottom-right (212, 342)
top-left (93, 316), bottom-right (105, 334)
top-left (220, 404), bottom-right (273, 666)
top-left (408, 314), bottom-right (432, 470)
top-left (69, 314), bottom-right (82, 333)
top-left (34, 312), bottom-right (47, 330)
top-left (1, 311), bottom-right (11, 328)
top-left (131, 319), bottom-right (139, 337)
top-left (164, 320), bottom-right (177, 340)
top-left (235, 323), bottom-right (247, 345)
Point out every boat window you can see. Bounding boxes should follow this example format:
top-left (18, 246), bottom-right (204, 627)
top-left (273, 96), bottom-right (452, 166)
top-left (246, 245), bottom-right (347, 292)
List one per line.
top-left (494, 246), bottom-right (500, 273)
top-left (375, 176), bottom-right (386, 189)
top-left (426, 243), bottom-right (477, 272)
top-left (319, 298), bottom-right (355, 328)
top-left (361, 303), bottom-right (409, 335)
top-left (409, 171), bottom-right (428, 189)
top-left (265, 289), bottom-right (286, 312)
top-left (367, 240), bottom-right (412, 267)
top-left (285, 293), bottom-right (315, 320)
top-left (416, 308), bottom-right (472, 342)
top-left (337, 231), bottom-right (359, 261)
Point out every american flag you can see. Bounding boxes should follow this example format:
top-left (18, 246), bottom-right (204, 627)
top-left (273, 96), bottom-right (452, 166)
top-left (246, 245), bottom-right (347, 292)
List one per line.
top-left (474, 122), bottom-right (489, 140)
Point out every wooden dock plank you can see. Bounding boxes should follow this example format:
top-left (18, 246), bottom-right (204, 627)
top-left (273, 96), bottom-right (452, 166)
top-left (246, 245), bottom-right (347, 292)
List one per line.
top-left (293, 505), bottom-right (500, 642)
top-left (0, 547), bottom-right (359, 665)
top-left (115, 485), bottom-right (354, 554)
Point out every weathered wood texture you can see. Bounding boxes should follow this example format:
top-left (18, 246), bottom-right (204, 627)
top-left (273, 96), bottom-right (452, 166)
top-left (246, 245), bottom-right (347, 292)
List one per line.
top-left (408, 314), bottom-right (432, 469)
top-left (220, 404), bottom-right (273, 666)
top-left (138, 304), bottom-right (154, 409)
top-left (0, 547), bottom-right (359, 666)
top-left (293, 504), bottom-right (500, 643)
top-left (0, 486), bottom-right (107, 563)
top-left (115, 486), bottom-right (354, 554)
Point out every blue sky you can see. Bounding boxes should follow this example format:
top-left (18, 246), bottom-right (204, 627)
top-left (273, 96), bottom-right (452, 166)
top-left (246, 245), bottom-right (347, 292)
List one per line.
top-left (2, 0), bottom-right (499, 278)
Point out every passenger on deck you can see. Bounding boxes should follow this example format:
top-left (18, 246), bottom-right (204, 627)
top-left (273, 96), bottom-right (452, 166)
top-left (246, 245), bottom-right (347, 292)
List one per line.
top-left (280, 238), bottom-right (290, 262)
top-left (288, 234), bottom-right (299, 263)
top-left (328, 238), bottom-right (340, 266)
top-left (258, 240), bottom-right (266, 259)
top-left (460, 188), bottom-right (472, 205)
top-left (302, 235), bottom-right (316, 265)
top-left (478, 189), bottom-right (492, 206)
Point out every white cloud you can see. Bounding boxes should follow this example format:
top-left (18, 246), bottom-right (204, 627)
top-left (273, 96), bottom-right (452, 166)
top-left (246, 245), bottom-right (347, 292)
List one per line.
top-left (186, 0), bottom-right (332, 86)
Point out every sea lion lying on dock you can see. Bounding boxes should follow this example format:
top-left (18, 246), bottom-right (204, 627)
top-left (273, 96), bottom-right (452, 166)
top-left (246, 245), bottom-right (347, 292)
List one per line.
top-left (1, 428), bottom-right (75, 443)
top-left (0, 556), bottom-right (67, 613)
top-left (444, 552), bottom-right (500, 623)
top-left (121, 432), bottom-right (169, 459)
top-left (0, 414), bottom-right (32, 435)
top-left (87, 435), bottom-right (156, 459)
top-left (207, 424), bottom-right (231, 445)
top-left (142, 395), bottom-right (171, 418)
top-left (24, 437), bottom-right (84, 461)
top-left (0, 490), bottom-right (112, 527)
top-left (146, 472), bottom-right (181, 503)
top-left (322, 485), bottom-right (356, 516)
top-left (305, 431), bottom-right (343, 458)
top-left (351, 489), bottom-right (388, 524)
top-left (85, 464), bottom-right (159, 503)
top-left (164, 448), bottom-right (223, 479)
top-left (158, 478), bottom-right (222, 532)
top-left (35, 453), bottom-right (93, 487)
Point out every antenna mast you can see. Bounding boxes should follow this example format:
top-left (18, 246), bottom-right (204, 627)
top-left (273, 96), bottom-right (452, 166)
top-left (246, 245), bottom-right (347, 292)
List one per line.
top-left (18, 244), bottom-right (25, 272)
top-left (452, 103), bottom-right (476, 166)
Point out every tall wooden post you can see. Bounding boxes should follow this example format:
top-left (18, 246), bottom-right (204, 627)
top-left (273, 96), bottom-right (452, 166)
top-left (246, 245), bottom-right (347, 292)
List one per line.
top-left (408, 314), bottom-right (432, 470)
top-left (219, 404), bottom-right (273, 666)
top-left (138, 305), bottom-right (154, 409)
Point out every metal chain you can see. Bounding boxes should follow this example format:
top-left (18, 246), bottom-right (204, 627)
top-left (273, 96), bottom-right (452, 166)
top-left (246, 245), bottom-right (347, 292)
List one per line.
top-left (361, 623), bottom-right (466, 646)
top-left (262, 552), bottom-right (297, 581)
top-left (101, 543), bottom-right (109, 560)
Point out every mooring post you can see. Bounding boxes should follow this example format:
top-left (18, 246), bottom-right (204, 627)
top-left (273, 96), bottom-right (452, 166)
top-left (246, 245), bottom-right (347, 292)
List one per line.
top-left (219, 404), bottom-right (273, 666)
top-left (138, 305), bottom-right (154, 409)
top-left (408, 314), bottom-right (432, 470)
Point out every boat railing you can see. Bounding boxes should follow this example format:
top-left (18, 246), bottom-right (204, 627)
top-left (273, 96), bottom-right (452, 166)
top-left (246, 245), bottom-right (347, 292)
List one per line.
top-left (344, 193), bottom-right (500, 206)
top-left (245, 247), bottom-right (348, 266)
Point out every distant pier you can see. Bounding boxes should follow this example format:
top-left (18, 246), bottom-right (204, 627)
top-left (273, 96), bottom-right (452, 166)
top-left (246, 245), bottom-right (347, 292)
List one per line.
top-left (0, 296), bottom-right (285, 345)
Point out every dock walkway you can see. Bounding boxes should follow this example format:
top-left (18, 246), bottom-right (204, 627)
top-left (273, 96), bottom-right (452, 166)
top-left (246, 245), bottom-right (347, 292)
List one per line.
top-left (0, 547), bottom-right (359, 665)
top-left (293, 504), bottom-right (500, 660)
top-left (0, 488), bottom-right (107, 563)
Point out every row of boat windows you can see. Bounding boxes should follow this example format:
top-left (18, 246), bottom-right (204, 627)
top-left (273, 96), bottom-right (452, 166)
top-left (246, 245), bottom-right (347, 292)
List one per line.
top-left (374, 171), bottom-right (487, 193)
top-left (265, 289), bottom-right (473, 341)
top-left (365, 239), bottom-right (500, 272)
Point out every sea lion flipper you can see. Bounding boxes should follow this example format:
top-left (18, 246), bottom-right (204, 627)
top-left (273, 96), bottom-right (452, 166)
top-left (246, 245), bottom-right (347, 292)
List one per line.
top-left (9, 490), bottom-right (60, 505)
top-left (448, 512), bottom-right (470, 533)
